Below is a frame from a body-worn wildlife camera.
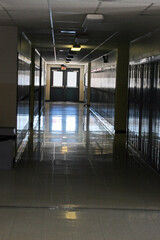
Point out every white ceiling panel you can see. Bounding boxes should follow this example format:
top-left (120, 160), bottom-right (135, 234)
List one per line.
top-left (9, 10), bottom-right (49, 21)
top-left (118, 0), bottom-right (160, 3)
top-left (0, 0), bottom-right (48, 10)
top-left (53, 13), bottom-right (85, 22)
top-left (51, 1), bottom-right (98, 13)
top-left (8, 10), bottom-right (50, 28)
top-left (51, 0), bottom-right (160, 3)
top-left (97, 2), bottom-right (150, 14)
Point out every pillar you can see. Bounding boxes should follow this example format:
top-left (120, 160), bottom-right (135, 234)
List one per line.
top-left (29, 47), bottom-right (35, 128)
top-left (87, 62), bottom-right (91, 107)
top-left (115, 43), bottom-right (129, 133)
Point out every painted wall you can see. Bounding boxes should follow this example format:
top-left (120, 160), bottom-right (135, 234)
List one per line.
top-left (46, 64), bottom-right (84, 102)
top-left (86, 51), bottom-right (117, 128)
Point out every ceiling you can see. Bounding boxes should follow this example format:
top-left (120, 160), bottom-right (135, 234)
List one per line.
top-left (0, 0), bottom-right (160, 64)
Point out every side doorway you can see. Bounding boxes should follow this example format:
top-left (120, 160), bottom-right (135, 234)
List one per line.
top-left (50, 67), bottom-right (80, 102)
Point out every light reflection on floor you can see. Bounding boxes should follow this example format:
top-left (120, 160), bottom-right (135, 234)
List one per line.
top-left (1, 102), bottom-right (160, 240)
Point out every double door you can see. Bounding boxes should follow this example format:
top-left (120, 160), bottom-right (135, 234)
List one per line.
top-left (50, 68), bottom-right (80, 102)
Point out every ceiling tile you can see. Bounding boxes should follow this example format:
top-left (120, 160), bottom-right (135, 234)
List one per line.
top-left (0, 0), bottom-right (48, 10)
top-left (97, 2), bottom-right (149, 15)
top-left (51, 1), bottom-right (98, 13)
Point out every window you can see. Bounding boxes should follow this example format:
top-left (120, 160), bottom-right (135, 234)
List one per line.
top-left (53, 71), bottom-right (63, 87)
top-left (67, 71), bottom-right (77, 87)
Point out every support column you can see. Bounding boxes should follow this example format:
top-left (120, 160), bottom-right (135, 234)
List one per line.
top-left (115, 43), bottom-right (129, 133)
top-left (87, 62), bottom-right (91, 107)
top-left (29, 47), bottom-right (35, 128)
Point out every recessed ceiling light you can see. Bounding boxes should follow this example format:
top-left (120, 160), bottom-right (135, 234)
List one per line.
top-left (84, 14), bottom-right (104, 21)
top-left (60, 30), bottom-right (76, 34)
top-left (59, 50), bottom-right (64, 52)
top-left (71, 44), bottom-right (81, 51)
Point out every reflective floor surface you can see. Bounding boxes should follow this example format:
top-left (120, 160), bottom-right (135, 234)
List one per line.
top-left (1, 102), bottom-right (160, 240)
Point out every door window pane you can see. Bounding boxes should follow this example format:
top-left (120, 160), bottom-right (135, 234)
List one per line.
top-left (67, 72), bottom-right (77, 87)
top-left (53, 71), bottom-right (63, 87)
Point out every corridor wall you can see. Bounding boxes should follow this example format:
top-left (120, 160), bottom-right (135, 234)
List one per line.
top-left (87, 51), bottom-right (117, 129)
top-left (17, 35), bottom-right (46, 149)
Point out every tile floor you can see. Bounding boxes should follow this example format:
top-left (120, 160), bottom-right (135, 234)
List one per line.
top-left (0, 102), bottom-right (160, 239)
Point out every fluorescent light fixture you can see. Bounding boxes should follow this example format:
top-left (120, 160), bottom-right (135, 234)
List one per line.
top-left (71, 44), bottom-right (81, 51)
top-left (85, 14), bottom-right (104, 21)
top-left (60, 30), bottom-right (76, 34)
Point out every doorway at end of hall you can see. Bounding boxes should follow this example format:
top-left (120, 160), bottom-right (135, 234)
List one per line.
top-left (50, 67), bottom-right (80, 102)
